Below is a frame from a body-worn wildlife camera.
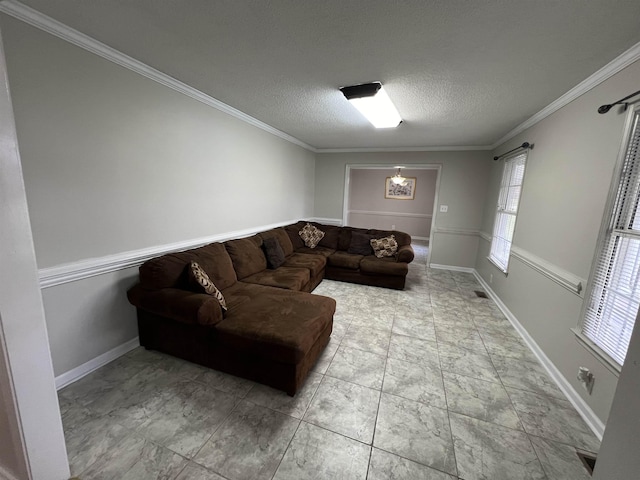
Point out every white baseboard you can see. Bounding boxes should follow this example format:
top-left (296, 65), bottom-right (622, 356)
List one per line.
top-left (0, 465), bottom-right (19, 480)
top-left (429, 263), bottom-right (475, 273)
top-left (55, 337), bottom-right (140, 390)
top-left (473, 271), bottom-right (605, 440)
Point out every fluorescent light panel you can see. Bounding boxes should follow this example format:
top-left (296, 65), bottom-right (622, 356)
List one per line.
top-left (341, 83), bottom-right (402, 129)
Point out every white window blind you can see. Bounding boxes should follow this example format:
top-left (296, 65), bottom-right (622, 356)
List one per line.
top-left (489, 152), bottom-right (528, 272)
top-left (582, 110), bottom-right (640, 366)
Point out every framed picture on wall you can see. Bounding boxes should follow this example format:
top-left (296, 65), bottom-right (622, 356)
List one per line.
top-left (385, 177), bottom-right (416, 200)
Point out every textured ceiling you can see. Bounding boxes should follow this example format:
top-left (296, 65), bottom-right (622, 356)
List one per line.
top-left (14, 0), bottom-right (640, 149)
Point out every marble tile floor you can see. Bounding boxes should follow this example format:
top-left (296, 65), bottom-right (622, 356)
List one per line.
top-left (58, 244), bottom-right (599, 479)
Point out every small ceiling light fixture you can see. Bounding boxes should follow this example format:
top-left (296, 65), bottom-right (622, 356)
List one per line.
top-left (340, 82), bottom-right (402, 128)
top-left (391, 166), bottom-right (407, 185)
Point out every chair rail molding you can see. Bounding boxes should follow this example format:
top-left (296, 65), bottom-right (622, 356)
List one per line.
top-left (348, 210), bottom-right (432, 219)
top-left (478, 232), bottom-right (585, 297)
top-left (39, 219), bottom-right (303, 288)
top-left (433, 227), bottom-right (480, 237)
top-left (510, 245), bottom-right (586, 297)
top-left (309, 217), bottom-right (343, 226)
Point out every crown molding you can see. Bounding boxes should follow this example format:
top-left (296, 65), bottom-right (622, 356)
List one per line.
top-left (3, 1), bottom-right (639, 156)
top-left (492, 40), bottom-right (640, 150)
top-left (0, 0), bottom-right (316, 152)
top-left (316, 145), bottom-right (492, 153)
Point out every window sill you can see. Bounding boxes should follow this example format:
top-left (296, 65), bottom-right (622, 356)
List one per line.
top-left (486, 256), bottom-right (508, 276)
top-left (572, 328), bottom-right (622, 377)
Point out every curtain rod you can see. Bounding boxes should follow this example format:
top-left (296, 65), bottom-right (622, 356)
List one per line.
top-left (598, 88), bottom-right (640, 114)
top-left (493, 142), bottom-right (534, 161)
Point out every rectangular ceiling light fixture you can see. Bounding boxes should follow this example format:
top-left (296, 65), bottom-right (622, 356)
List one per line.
top-left (340, 82), bottom-right (402, 128)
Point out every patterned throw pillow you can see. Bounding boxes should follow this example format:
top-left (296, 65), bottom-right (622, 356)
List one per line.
top-left (299, 223), bottom-right (325, 249)
top-left (189, 261), bottom-right (227, 312)
top-left (370, 235), bottom-right (399, 258)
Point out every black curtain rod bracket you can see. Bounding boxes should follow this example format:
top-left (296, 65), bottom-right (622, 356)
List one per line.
top-left (493, 142), bottom-right (534, 161)
top-left (598, 88), bottom-right (640, 114)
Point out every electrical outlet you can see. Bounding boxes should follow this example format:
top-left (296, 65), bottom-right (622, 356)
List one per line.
top-left (577, 367), bottom-right (595, 394)
top-left (391, 224), bottom-right (396, 230)
top-left (439, 205), bottom-right (448, 213)
top-left (490, 274), bottom-right (493, 284)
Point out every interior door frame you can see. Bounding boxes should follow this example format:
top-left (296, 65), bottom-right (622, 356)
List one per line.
top-left (343, 163), bottom-right (442, 266)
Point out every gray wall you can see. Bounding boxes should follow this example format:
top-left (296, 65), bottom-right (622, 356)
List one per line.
top-left (1, 14), bottom-right (316, 376)
top-left (315, 151), bottom-right (492, 267)
top-left (347, 168), bottom-right (437, 238)
top-left (475, 57), bottom-right (640, 423)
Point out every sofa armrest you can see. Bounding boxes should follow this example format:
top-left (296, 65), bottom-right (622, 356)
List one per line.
top-left (127, 285), bottom-right (224, 326)
top-left (397, 244), bottom-right (415, 263)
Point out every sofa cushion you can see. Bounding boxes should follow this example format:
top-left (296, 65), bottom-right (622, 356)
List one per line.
top-left (285, 221), bottom-right (307, 250)
top-left (225, 235), bottom-right (267, 280)
top-left (139, 242), bottom-right (237, 290)
top-left (299, 223), bottom-right (325, 248)
top-left (328, 251), bottom-right (364, 270)
top-left (360, 255), bottom-right (408, 277)
top-left (259, 227), bottom-right (294, 257)
top-left (370, 235), bottom-right (399, 258)
top-left (241, 266), bottom-right (310, 291)
top-left (347, 231), bottom-right (374, 256)
top-left (337, 227), bottom-right (353, 251)
top-left (294, 246), bottom-right (335, 258)
top-left (216, 283), bottom-right (336, 364)
top-left (262, 237), bottom-right (286, 269)
top-left (188, 261), bottom-right (227, 312)
top-left (283, 253), bottom-right (327, 277)
top-left (314, 224), bottom-right (340, 249)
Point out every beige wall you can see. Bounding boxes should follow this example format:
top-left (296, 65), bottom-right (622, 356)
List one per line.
top-left (476, 58), bottom-right (640, 424)
top-left (347, 168), bottom-right (437, 238)
top-left (1, 14), bottom-right (316, 376)
top-left (315, 151), bottom-right (492, 267)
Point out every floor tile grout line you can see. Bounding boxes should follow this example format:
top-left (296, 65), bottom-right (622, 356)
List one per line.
top-left (432, 277), bottom-right (461, 479)
top-left (269, 417), bottom-right (303, 480)
top-left (366, 301), bottom-right (397, 479)
top-left (460, 278), bottom-right (552, 478)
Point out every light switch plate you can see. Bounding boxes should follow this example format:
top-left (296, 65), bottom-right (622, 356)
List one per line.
top-left (440, 205), bottom-right (448, 213)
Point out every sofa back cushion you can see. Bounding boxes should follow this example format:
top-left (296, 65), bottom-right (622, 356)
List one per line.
top-left (336, 227), bottom-right (353, 251)
top-left (225, 235), bottom-right (268, 279)
top-left (139, 242), bottom-right (237, 291)
top-left (314, 223), bottom-right (340, 249)
top-left (284, 221), bottom-right (307, 250)
top-left (259, 227), bottom-right (294, 257)
top-left (347, 231), bottom-right (375, 256)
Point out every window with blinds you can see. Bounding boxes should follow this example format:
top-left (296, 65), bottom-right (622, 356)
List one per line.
top-left (582, 109), bottom-right (640, 367)
top-left (489, 152), bottom-right (528, 272)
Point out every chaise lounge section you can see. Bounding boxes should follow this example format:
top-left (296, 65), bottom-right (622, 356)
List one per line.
top-left (127, 221), bottom-right (414, 395)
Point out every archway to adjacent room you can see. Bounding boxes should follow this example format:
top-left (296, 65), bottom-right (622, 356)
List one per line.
top-left (342, 164), bottom-right (441, 265)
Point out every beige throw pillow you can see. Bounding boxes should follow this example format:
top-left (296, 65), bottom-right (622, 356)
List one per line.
top-left (370, 235), bottom-right (398, 258)
top-left (299, 223), bottom-right (325, 249)
top-left (189, 261), bottom-right (227, 311)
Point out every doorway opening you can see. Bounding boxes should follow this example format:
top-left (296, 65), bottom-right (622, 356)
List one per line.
top-left (343, 164), bottom-right (441, 265)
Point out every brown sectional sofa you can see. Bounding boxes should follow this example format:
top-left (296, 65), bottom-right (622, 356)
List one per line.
top-left (127, 221), bottom-right (414, 395)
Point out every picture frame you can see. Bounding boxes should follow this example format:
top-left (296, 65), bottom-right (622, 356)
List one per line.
top-left (385, 177), bottom-right (416, 200)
